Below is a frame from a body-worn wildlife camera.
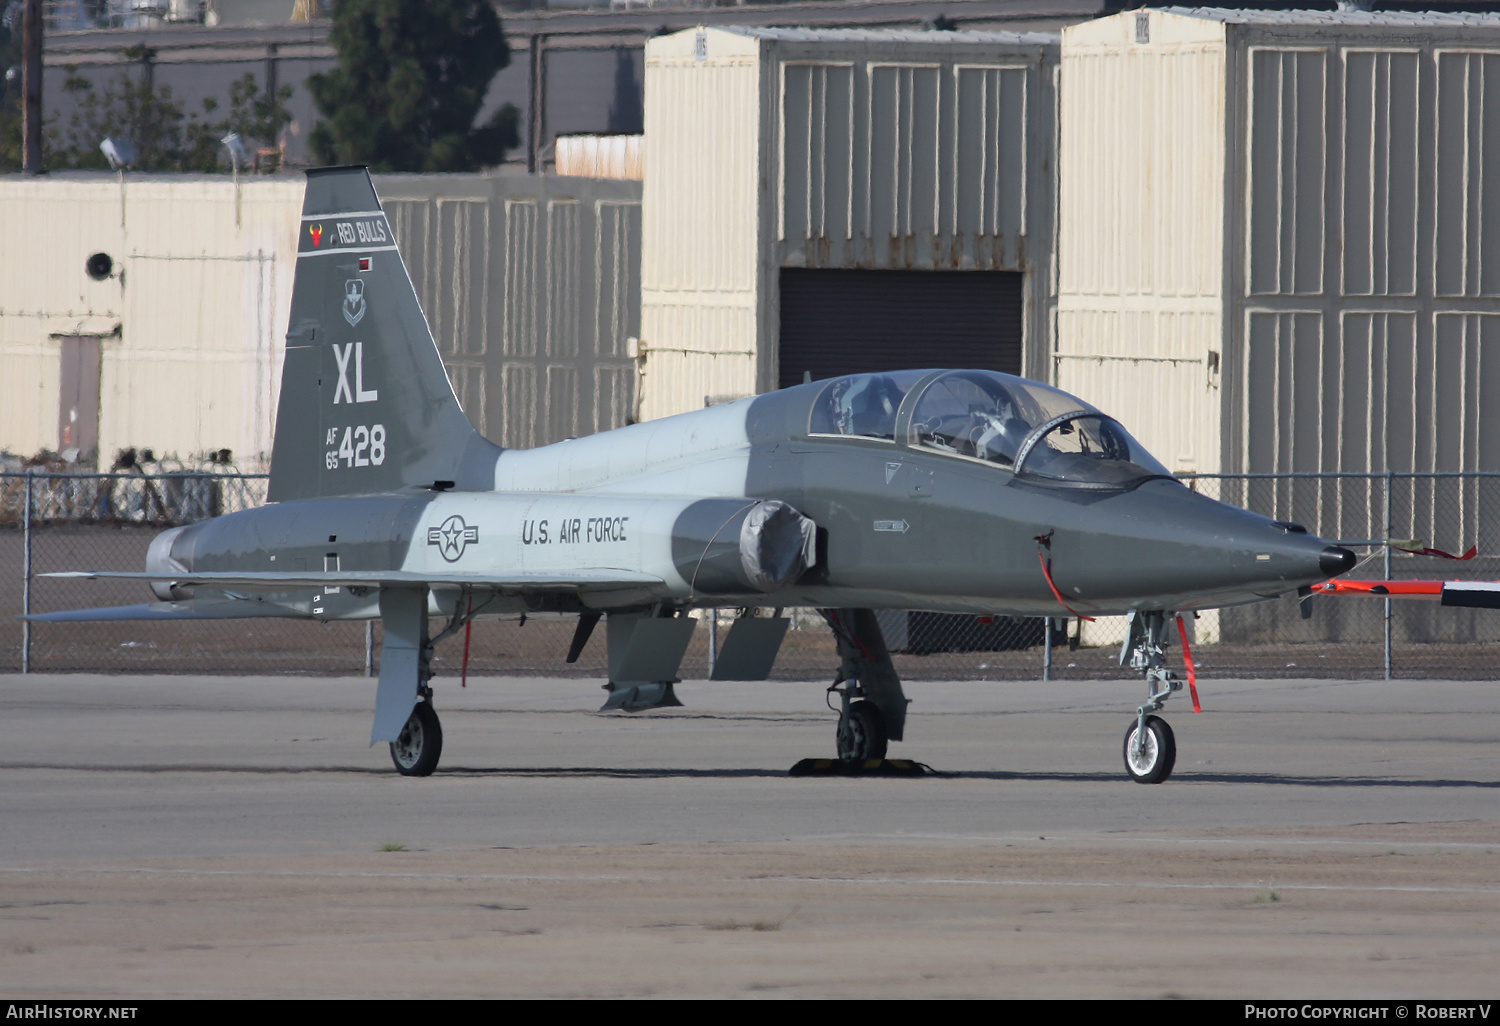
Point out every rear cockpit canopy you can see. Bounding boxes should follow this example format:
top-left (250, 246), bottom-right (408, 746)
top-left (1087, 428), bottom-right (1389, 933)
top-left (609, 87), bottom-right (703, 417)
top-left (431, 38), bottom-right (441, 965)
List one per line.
top-left (806, 369), bottom-right (1173, 489)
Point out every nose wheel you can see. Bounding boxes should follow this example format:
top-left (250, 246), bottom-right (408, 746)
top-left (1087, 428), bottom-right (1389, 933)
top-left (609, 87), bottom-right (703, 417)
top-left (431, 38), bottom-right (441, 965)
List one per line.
top-left (1123, 714), bottom-right (1175, 784)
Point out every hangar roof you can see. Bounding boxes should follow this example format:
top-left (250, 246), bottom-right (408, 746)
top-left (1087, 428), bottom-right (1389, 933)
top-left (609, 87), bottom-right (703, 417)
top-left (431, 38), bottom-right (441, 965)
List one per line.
top-left (715, 25), bottom-right (1060, 46)
top-left (1158, 6), bottom-right (1500, 27)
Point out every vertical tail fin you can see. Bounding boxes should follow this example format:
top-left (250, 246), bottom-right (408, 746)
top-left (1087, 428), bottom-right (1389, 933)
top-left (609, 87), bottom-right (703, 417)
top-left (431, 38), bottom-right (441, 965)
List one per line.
top-left (268, 166), bottom-right (502, 502)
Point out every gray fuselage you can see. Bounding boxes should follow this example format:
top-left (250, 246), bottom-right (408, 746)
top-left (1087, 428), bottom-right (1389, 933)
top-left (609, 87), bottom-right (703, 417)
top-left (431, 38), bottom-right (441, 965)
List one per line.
top-left (154, 370), bottom-right (1343, 622)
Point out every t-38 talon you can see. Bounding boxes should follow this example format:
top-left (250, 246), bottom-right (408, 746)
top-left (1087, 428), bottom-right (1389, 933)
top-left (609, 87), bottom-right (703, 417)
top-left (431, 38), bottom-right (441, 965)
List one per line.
top-left (36, 167), bottom-right (1357, 781)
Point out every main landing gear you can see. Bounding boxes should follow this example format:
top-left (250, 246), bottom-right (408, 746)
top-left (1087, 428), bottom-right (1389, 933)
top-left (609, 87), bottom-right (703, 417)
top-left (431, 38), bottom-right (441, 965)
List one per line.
top-left (1119, 610), bottom-right (1184, 784)
top-left (377, 587), bottom-right (490, 777)
top-left (821, 608), bottom-right (906, 763)
top-left (831, 688), bottom-right (888, 762)
top-left (391, 690), bottom-right (443, 777)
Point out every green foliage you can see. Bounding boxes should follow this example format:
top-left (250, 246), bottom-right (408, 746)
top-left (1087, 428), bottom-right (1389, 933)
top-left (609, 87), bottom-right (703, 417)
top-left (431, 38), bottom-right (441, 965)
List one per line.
top-left (40, 47), bottom-right (292, 173)
top-left (0, 16), bottom-right (23, 169)
top-left (309, 0), bottom-right (518, 172)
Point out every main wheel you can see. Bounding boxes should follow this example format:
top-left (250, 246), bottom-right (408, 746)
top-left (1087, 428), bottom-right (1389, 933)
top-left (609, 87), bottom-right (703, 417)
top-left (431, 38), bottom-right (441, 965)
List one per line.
top-left (1122, 714), bottom-right (1175, 784)
top-left (836, 700), bottom-right (888, 762)
top-left (390, 700), bottom-right (443, 777)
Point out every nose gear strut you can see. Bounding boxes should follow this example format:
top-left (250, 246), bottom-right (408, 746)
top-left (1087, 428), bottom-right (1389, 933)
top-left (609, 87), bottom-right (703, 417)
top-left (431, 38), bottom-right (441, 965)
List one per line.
top-left (1119, 610), bottom-right (1187, 784)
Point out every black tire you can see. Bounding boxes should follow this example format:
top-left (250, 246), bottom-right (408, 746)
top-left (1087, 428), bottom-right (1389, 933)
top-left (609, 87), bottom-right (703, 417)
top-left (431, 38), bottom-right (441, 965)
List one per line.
top-left (836, 700), bottom-right (889, 762)
top-left (390, 700), bottom-right (443, 777)
top-left (1122, 714), bottom-right (1175, 784)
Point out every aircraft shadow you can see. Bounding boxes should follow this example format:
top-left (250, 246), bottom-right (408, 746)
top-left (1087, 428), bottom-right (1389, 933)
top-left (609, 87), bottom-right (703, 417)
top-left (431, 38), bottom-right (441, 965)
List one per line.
top-left (938, 770), bottom-right (1500, 788)
top-left (6, 763), bottom-right (1496, 788)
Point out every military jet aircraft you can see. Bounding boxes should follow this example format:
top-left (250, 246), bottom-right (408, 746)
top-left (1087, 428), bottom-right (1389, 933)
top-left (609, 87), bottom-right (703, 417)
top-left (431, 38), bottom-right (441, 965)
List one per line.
top-left (38, 166), bottom-right (1358, 783)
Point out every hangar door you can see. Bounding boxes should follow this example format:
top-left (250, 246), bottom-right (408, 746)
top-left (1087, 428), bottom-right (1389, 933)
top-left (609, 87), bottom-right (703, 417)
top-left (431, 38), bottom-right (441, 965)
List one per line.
top-left (777, 268), bottom-right (1024, 389)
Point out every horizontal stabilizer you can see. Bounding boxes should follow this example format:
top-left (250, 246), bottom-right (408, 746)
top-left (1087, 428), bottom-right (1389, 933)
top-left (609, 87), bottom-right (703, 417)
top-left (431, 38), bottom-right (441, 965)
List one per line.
top-left (24, 599), bottom-right (299, 622)
top-left (44, 569), bottom-right (663, 593)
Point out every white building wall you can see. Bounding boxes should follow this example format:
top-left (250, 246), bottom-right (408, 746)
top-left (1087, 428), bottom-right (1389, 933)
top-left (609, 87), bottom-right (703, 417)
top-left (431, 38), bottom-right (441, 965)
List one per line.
top-left (1057, 10), bottom-right (1228, 476)
top-left (0, 176), bottom-right (300, 469)
top-left (639, 29), bottom-right (764, 421)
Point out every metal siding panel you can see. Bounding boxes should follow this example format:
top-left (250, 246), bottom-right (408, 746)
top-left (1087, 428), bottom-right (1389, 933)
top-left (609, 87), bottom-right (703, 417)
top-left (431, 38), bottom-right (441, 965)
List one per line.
top-left (1433, 313), bottom-right (1466, 470)
top-left (1056, 35), bottom-right (1224, 473)
top-left (595, 201), bottom-right (641, 362)
top-left (434, 198), bottom-right (488, 358)
top-left (779, 63), bottom-right (854, 263)
top-left (504, 199), bottom-right (539, 358)
top-left (868, 64), bottom-right (941, 264)
top-left (641, 47), bottom-right (762, 420)
top-left (955, 65), bottom-right (1029, 267)
top-left (594, 364), bottom-right (635, 435)
top-left (547, 364), bottom-right (578, 441)
top-left (1247, 48), bottom-right (1327, 296)
top-left (1244, 311), bottom-right (1281, 473)
top-left (1436, 52), bottom-right (1500, 297)
top-left (1342, 51), bottom-right (1419, 297)
top-left (503, 363), bottom-right (538, 450)
top-left (547, 200), bottom-right (581, 360)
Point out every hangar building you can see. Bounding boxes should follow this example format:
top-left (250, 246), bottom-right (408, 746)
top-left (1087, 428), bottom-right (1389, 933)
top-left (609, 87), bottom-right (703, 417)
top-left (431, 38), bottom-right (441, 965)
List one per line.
top-left (1059, 6), bottom-right (1500, 496)
top-left (637, 26), bottom-right (1058, 420)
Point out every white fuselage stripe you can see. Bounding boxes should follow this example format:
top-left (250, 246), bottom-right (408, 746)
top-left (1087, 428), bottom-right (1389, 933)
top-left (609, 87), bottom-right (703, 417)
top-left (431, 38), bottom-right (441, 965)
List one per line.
top-left (297, 245), bottom-right (400, 260)
top-left (302, 210), bottom-right (385, 220)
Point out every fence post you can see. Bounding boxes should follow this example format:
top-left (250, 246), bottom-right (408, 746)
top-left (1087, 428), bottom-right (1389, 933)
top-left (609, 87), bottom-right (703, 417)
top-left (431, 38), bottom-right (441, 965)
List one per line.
top-left (365, 619), bottom-right (374, 678)
top-left (21, 470), bottom-right (32, 674)
top-left (1042, 617), bottom-right (1054, 681)
top-left (1384, 470), bottom-right (1393, 681)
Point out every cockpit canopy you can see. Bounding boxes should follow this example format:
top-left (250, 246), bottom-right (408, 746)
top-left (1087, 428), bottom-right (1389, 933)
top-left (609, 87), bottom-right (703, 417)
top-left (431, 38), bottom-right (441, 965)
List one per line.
top-left (809, 369), bottom-right (1173, 489)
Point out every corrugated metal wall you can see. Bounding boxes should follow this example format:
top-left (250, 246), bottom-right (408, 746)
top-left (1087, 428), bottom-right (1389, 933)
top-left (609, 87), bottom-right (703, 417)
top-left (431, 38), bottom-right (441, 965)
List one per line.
top-left (641, 27), bottom-right (1057, 422)
top-left (778, 60), bottom-right (1035, 272)
top-left (1231, 20), bottom-right (1500, 484)
top-left (334, 173), bottom-right (643, 450)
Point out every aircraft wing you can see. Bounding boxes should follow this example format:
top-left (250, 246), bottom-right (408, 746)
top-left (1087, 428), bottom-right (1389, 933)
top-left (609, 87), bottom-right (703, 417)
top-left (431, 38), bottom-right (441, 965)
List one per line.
top-left (26, 599), bottom-right (304, 622)
top-left (42, 569), bottom-right (664, 592)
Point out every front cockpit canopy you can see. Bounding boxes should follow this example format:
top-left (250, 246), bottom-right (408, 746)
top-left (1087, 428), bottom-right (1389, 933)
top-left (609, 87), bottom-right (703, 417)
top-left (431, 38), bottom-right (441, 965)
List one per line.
top-left (809, 369), bottom-right (1173, 489)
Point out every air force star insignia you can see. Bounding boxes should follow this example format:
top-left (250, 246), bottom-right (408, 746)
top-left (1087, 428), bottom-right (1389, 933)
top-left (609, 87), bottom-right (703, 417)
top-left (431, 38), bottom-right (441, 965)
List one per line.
top-left (427, 515), bottom-right (479, 562)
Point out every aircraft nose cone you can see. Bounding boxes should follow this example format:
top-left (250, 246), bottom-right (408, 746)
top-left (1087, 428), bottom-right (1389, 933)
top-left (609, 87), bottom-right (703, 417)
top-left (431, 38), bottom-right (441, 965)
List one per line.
top-left (1320, 545), bottom-right (1357, 577)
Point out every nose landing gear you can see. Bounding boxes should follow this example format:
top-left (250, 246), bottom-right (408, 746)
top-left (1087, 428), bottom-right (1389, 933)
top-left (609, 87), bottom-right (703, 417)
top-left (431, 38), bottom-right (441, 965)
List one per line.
top-left (1120, 610), bottom-right (1185, 784)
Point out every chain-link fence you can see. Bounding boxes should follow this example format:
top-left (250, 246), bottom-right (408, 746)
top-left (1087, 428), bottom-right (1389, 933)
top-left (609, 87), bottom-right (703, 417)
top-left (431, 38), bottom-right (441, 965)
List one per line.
top-left (4, 470), bottom-right (1499, 681)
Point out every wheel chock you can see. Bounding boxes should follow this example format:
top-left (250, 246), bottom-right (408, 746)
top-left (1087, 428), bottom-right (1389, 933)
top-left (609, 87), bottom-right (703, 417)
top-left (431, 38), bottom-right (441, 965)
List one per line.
top-left (788, 758), bottom-right (932, 777)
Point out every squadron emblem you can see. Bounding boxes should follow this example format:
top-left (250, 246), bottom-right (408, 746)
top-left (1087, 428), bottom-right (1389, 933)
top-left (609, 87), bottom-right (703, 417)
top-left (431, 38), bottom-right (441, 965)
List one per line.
top-left (342, 278), bottom-right (367, 326)
top-left (427, 515), bottom-right (479, 562)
